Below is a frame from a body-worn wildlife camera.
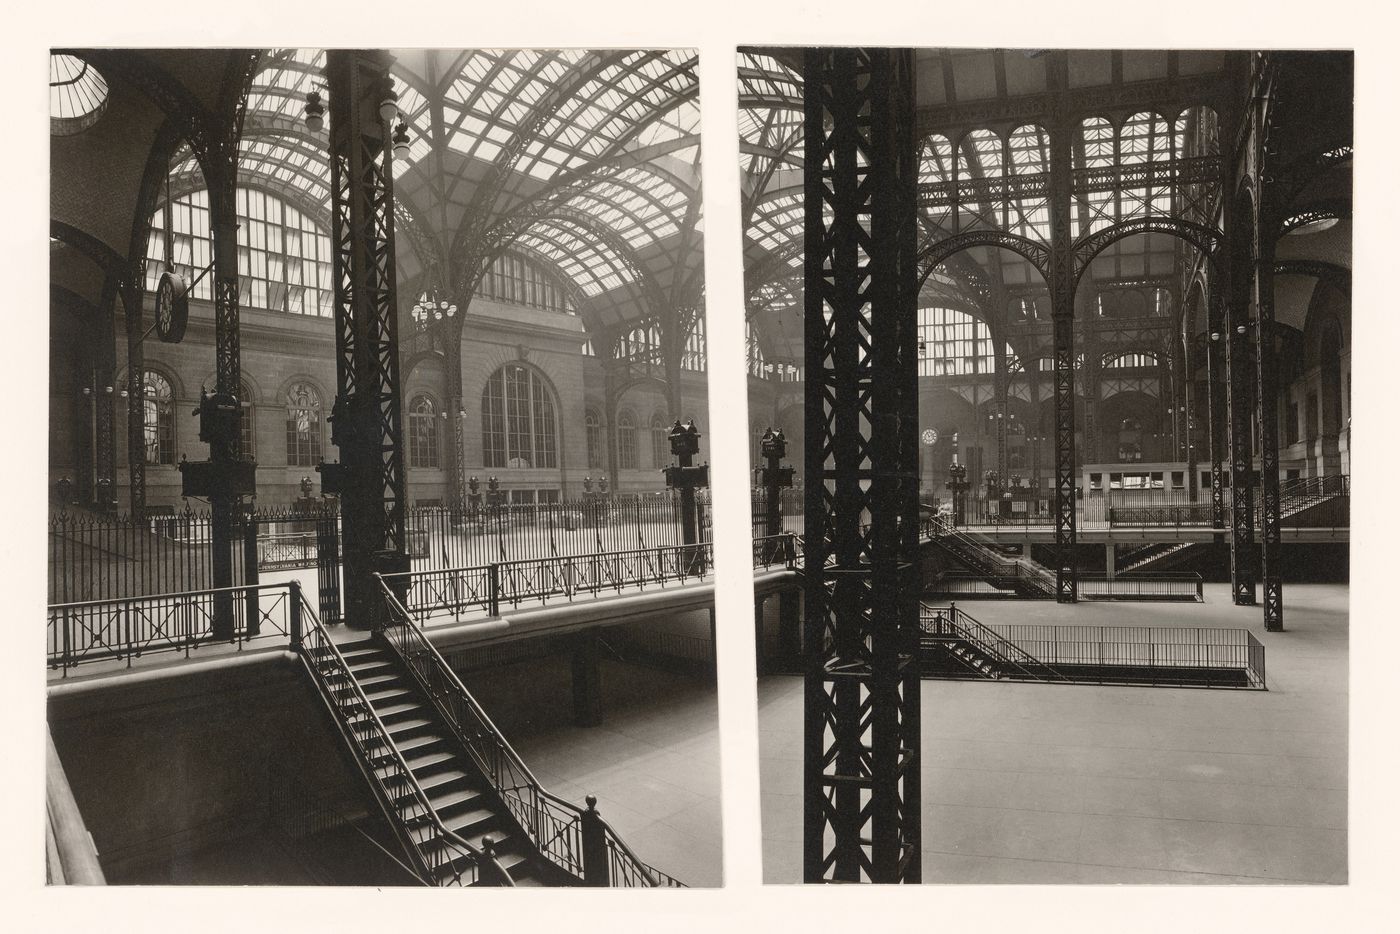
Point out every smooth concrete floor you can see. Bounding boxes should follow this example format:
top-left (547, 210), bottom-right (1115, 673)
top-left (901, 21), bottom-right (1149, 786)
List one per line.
top-left (760, 583), bottom-right (1348, 884)
top-left (500, 658), bottom-right (724, 887)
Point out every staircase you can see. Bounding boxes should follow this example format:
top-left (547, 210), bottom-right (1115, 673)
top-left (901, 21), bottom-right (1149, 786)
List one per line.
top-left (1117, 541), bottom-right (1199, 574)
top-left (294, 584), bottom-right (683, 888)
top-left (923, 516), bottom-right (1056, 597)
top-left (1275, 474), bottom-right (1349, 526)
top-left (332, 637), bottom-right (557, 885)
top-left (918, 603), bottom-right (1067, 683)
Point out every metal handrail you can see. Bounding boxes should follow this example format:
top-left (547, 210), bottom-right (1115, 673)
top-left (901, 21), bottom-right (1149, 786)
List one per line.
top-left (374, 575), bottom-right (680, 887)
top-left (920, 603), bottom-right (1070, 682)
top-left (294, 591), bottom-right (498, 887)
top-left (923, 516), bottom-right (1055, 593)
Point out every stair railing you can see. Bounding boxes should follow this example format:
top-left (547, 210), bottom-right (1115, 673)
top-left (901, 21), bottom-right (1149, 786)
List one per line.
top-left (373, 574), bottom-right (682, 887)
top-left (924, 516), bottom-right (1055, 595)
top-left (293, 588), bottom-right (502, 887)
top-left (920, 603), bottom-right (1069, 682)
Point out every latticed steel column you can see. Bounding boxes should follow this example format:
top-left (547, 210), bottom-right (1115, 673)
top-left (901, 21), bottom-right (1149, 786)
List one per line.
top-left (1224, 197), bottom-right (1257, 605)
top-left (122, 282), bottom-right (147, 517)
top-left (208, 183), bottom-right (243, 638)
top-left (1207, 288), bottom-right (1228, 533)
top-left (93, 279), bottom-right (119, 513)
top-left (326, 49), bottom-right (410, 628)
top-left (801, 47), bottom-right (921, 884)
top-left (1255, 244), bottom-right (1283, 629)
top-left (1048, 113), bottom-right (1078, 602)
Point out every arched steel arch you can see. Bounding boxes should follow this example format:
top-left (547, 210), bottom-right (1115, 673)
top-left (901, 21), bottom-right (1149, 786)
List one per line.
top-left (1070, 217), bottom-right (1223, 288)
top-left (917, 230), bottom-right (1052, 286)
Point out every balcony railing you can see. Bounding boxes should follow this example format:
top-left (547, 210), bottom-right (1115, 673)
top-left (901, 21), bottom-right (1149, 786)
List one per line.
top-left (46, 580), bottom-right (305, 675)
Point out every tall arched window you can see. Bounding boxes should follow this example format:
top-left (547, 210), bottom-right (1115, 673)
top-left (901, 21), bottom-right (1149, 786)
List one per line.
top-left (142, 370), bottom-right (175, 466)
top-left (482, 364), bottom-right (557, 469)
top-left (617, 409), bottom-right (638, 470)
top-left (650, 412), bottom-right (669, 468)
top-left (584, 407), bottom-right (603, 470)
top-left (285, 382), bottom-right (322, 467)
top-left (238, 379), bottom-right (255, 461)
top-left (409, 394), bottom-right (439, 468)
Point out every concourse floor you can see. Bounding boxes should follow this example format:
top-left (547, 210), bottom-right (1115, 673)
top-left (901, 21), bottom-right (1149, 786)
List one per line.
top-left (759, 583), bottom-right (1348, 884)
top-left (481, 656), bottom-right (724, 887)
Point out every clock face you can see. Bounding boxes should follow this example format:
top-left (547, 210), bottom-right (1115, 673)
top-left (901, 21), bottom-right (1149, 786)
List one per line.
top-left (921, 428), bottom-right (938, 446)
top-left (154, 271), bottom-right (188, 343)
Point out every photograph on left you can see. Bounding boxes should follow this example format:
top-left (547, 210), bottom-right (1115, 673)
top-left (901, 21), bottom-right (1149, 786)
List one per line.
top-left (47, 48), bottom-right (717, 887)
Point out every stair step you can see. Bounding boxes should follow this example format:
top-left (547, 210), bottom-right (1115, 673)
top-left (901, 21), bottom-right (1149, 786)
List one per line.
top-left (386, 717), bottom-right (435, 737)
top-left (365, 686), bottom-right (414, 706)
top-left (355, 672), bottom-right (406, 690)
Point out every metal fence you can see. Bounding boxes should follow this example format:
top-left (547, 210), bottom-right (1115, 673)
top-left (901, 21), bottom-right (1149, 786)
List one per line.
top-left (980, 621), bottom-right (1265, 688)
top-left (929, 571), bottom-right (1203, 602)
top-left (47, 580), bottom-right (306, 675)
top-left (49, 495), bottom-right (711, 605)
top-left (382, 541), bottom-right (715, 622)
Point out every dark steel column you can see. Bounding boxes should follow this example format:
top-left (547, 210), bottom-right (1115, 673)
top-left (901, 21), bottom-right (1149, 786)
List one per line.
top-left (325, 49), bottom-right (410, 628)
top-left (209, 187), bottom-right (242, 638)
top-left (1207, 290), bottom-right (1228, 534)
top-left (1255, 244), bottom-right (1283, 629)
top-left (802, 47), bottom-right (921, 884)
top-left (1225, 200), bottom-right (1257, 605)
top-left (1048, 98), bottom-right (1078, 602)
top-left (122, 282), bottom-right (147, 517)
top-left (571, 633), bottom-right (603, 727)
top-left (94, 279), bottom-right (119, 513)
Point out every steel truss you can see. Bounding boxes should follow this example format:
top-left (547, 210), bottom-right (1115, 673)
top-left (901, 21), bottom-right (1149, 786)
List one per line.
top-left (801, 48), bottom-right (921, 884)
top-left (325, 49), bottom-right (409, 628)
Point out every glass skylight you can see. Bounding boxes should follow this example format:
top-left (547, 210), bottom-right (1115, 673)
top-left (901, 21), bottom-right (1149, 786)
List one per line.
top-left (50, 53), bottom-right (108, 135)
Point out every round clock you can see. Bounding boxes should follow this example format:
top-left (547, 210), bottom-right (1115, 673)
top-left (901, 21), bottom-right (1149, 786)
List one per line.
top-left (154, 270), bottom-right (189, 344)
top-left (921, 428), bottom-right (938, 446)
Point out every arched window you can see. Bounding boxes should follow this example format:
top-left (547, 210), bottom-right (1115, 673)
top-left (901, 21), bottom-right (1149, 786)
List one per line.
top-left (651, 412), bottom-right (669, 468)
top-left (285, 382), bottom-right (322, 467)
top-left (584, 407), bottom-right (603, 470)
top-left (1104, 352), bottom-right (1159, 369)
top-left (409, 394), bottom-right (439, 468)
top-left (617, 409), bottom-right (638, 470)
top-left (238, 380), bottom-right (255, 461)
top-left (141, 370), bottom-right (175, 466)
top-left (482, 364), bottom-right (557, 469)
top-left (145, 188), bottom-right (334, 315)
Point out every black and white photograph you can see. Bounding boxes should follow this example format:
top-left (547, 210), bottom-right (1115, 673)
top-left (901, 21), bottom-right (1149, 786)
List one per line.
top-left (45, 47), bottom-right (721, 887)
top-left (741, 47), bottom-right (1353, 884)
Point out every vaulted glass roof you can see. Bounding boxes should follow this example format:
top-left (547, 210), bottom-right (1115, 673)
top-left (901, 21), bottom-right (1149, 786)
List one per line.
top-left (162, 48), bottom-right (701, 331)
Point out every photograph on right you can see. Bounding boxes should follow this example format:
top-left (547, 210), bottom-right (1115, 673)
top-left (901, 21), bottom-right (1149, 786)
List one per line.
top-left (740, 48), bottom-right (1351, 884)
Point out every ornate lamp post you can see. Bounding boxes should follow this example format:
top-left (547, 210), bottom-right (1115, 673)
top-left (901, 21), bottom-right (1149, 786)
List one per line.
top-left (664, 418), bottom-right (709, 574)
top-left (759, 427), bottom-right (795, 561)
top-left (946, 462), bottom-right (969, 528)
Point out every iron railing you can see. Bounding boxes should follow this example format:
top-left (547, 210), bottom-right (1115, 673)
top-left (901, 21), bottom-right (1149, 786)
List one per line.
top-left (752, 533), bottom-right (799, 571)
top-left (375, 576), bottom-right (683, 887)
top-left (46, 580), bottom-right (302, 675)
top-left (49, 495), bottom-right (712, 605)
top-left (922, 515), bottom-right (1057, 595)
top-left (383, 542), bottom-right (714, 622)
top-left (294, 591), bottom-right (502, 887)
top-left (919, 603), bottom-right (1069, 682)
top-left (929, 571), bottom-right (1203, 602)
top-left (976, 622), bottom-right (1266, 689)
